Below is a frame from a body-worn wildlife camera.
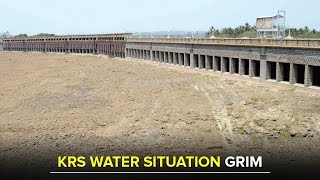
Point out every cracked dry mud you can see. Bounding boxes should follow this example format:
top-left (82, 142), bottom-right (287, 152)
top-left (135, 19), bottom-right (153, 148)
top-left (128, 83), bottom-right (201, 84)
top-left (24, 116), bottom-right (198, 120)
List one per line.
top-left (0, 52), bottom-right (319, 170)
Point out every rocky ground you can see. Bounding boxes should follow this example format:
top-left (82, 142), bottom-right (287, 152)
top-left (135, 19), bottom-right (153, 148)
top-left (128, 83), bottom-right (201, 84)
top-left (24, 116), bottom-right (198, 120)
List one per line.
top-left (0, 51), bottom-right (319, 173)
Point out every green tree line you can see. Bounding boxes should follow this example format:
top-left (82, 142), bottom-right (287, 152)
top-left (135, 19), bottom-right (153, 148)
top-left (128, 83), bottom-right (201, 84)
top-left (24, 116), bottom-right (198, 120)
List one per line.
top-left (206, 23), bottom-right (320, 39)
top-left (206, 23), bottom-right (256, 38)
top-left (13, 33), bottom-right (56, 38)
top-left (286, 26), bottom-right (320, 38)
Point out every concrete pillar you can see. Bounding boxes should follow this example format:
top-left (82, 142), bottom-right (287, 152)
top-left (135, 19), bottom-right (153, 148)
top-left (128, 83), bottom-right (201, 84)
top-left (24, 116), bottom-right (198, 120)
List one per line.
top-left (199, 55), bottom-right (204, 69)
top-left (155, 51), bottom-right (159, 62)
top-left (172, 53), bottom-right (175, 64)
top-left (176, 53), bottom-right (180, 65)
top-left (173, 53), bottom-right (177, 65)
top-left (144, 50), bottom-right (147, 60)
top-left (190, 53), bottom-right (194, 68)
top-left (230, 58), bottom-right (235, 74)
top-left (174, 53), bottom-right (179, 65)
top-left (193, 54), bottom-right (198, 68)
top-left (169, 52), bottom-right (174, 64)
top-left (260, 60), bottom-right (267, 80)
top-left (276, 62), bottom-right (282, 82)
top-left (158, 51), bottom-right (160, 62)
top-left (178, 53), bottom-right (182, 66)
top-left (155, 51), bottom-right (158, 61)
top-left (150, 50), bottom-right (153, 61)
top-left (205, 56), bottom-right (210, 70)
top-left (171, 52), bottom-right (175, 64)
top-left (162, 52), bottom-right (164, 62)
top-left (213, 57), bottom-right (217, 71)
top-left (305, 65), bottom-right (312, 87)
top-left (221, 58), bottom-right (226, 73)
top-left (289, 63), bottom-right (296, 84)
top-left (184, 53), bottom-right (188, 67)
top-left (249, 60), bottom-right (254, 77)
top-left (162, 52), bottom-right (165, 63)
top-left (164, 52), bottom-right (167, 63)
top-left (239, 59), bottom-right (244, 75)
top-left (159, 51), bottom-right (162, 62)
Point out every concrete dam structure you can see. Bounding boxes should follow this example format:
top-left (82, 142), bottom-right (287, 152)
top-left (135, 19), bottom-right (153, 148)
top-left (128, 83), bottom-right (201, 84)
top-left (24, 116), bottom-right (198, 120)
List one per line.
top-left (2, 34), bottom-right (320, 89)
top-left (2, 33), bottom-right (130, 58)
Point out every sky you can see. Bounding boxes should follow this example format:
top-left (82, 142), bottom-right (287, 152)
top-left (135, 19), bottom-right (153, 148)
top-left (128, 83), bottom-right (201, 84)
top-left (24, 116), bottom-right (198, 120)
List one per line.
top-left (0, 0), bottom-right (319, 35)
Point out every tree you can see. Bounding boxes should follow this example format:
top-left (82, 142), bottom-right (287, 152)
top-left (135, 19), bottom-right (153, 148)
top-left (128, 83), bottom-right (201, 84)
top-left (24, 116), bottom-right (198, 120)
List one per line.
top-left (244, 23), bottom-right (251, 31)
top-left (206, 26), bottom-right (215, 37)
top-left (33, 33), bottom-right (55, 37)
top-left (209, 26), bottom-right (215, 34)
top-left (14, 34), bottom-right (28, 38)
top-left (304, 26), bottom-right (310, 33)
top-left (1, 31), bottom-right (12, 39)
top-left (298, 28), bottom-right (304, 35)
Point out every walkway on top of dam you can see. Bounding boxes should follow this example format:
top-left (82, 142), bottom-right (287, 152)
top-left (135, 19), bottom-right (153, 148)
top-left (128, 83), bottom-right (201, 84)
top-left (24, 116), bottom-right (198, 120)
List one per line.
top-left (127, 38), bottom-right (320, 49)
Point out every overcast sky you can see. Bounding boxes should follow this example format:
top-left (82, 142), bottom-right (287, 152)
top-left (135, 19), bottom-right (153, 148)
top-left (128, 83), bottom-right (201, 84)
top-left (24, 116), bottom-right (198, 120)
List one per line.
top-left (0, 0), bottom-right (318, 35)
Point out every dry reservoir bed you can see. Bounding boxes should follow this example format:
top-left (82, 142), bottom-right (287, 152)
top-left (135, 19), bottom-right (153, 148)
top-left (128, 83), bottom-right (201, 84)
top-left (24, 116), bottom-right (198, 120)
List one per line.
top-left (0, 51), bottom-right (319, 171)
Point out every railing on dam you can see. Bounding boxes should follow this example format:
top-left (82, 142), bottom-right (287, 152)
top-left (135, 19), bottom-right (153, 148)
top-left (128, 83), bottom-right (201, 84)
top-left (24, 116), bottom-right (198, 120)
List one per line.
top-left (127, 38), bottom-right (320, 49)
